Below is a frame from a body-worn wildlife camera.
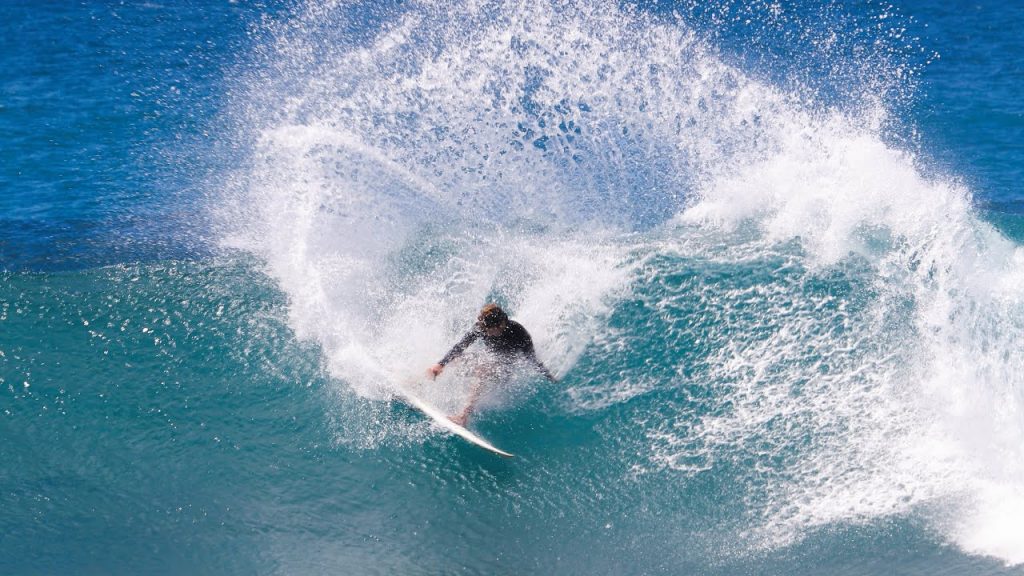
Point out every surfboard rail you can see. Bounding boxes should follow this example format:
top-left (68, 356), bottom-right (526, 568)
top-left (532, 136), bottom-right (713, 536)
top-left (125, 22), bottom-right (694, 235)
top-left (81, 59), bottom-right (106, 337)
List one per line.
top-left (397, 387), bottom-right (514, 458)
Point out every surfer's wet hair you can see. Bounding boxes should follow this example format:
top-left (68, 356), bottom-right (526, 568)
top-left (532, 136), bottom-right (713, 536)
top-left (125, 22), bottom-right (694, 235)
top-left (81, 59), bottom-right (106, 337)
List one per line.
top-left (477, 303), bottom-right (508, 328)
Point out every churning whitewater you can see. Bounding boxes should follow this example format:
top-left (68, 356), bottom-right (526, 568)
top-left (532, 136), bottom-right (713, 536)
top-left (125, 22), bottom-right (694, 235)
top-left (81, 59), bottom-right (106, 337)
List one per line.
top-left (213, 0), bottom-right (1024, 567)
top-left (9, 1), bottom-right (1024, 574)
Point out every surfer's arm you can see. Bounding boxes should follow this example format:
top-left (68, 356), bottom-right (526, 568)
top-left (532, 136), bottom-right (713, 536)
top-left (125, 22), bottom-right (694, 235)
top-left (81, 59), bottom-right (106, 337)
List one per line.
top-left (428, 331), bottom-right (479, 379)
top-left (529, 355), bottom-right (557, 382)
top-left (519, 330), bottom-right (557, 382)
top-left (524, 350), bottom-right (557, 381)
top-left (452, 379), bottom-right (485, 426)
top-left (440, 331), bottom-right (478, 366)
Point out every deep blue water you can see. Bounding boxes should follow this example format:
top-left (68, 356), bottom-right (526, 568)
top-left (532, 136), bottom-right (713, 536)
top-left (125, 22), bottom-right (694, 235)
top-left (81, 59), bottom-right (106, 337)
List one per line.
top-left (4, 1), bottom-right (1024, 575)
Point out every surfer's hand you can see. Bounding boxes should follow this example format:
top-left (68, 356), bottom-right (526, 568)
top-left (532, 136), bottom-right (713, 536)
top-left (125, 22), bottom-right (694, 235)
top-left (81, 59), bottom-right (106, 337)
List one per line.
top-left (427, 363), bottom-right (444, 380)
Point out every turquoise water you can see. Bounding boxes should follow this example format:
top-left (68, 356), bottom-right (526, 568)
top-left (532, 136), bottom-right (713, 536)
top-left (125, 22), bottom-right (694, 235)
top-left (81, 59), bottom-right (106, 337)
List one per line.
top-left (4, 1), bottom-right (1024, 575)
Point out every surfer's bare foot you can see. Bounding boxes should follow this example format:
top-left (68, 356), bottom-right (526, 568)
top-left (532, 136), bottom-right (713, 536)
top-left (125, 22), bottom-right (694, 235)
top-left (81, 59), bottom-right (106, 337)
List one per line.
top-left (449, 413), bottom-right (468, 427)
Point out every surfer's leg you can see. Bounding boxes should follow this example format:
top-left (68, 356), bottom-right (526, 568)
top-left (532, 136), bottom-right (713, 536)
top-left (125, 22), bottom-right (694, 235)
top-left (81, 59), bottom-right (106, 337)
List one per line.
top-left (451, 360), bottom-right (500, 425)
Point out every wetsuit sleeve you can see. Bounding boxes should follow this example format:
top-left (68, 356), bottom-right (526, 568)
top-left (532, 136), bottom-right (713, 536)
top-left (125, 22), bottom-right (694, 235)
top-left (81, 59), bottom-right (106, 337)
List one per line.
top-left (530, 354), bottom-right (556, 382)
top-left (518, 327), bottom-right (557, 382)
top-left (438, 331), bottom-right (479, 366)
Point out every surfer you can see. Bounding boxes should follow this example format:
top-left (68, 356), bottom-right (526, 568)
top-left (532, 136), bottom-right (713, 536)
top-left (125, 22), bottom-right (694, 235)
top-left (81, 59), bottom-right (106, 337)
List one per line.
top-left (427, 303), bottom-right (555, 426)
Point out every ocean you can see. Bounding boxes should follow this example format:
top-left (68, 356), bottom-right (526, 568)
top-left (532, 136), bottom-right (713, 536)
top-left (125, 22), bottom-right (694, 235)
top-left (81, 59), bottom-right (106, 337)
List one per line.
top-left (3, 1), bottom-right (1024, 574)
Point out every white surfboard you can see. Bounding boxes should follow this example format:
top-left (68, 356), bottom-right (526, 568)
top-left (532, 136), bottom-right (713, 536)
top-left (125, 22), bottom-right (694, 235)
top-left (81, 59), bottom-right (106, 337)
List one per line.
top-left (397, 387), bottom-right (514, 458)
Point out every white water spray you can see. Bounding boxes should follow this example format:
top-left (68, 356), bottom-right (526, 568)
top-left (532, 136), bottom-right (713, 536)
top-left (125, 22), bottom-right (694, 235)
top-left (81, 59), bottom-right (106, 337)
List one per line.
top-left (221, 0), bottom-right (1024, 565)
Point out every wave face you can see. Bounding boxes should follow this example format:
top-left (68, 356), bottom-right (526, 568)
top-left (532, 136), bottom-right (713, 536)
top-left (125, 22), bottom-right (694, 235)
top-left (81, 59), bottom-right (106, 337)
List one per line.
top-left (211, 0), bottom-right (1024, 570)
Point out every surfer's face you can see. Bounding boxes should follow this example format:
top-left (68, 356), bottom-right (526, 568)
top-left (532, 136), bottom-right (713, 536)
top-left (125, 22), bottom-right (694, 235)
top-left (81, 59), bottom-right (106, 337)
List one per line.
top-left (483, 322), bottom-right (506, 337)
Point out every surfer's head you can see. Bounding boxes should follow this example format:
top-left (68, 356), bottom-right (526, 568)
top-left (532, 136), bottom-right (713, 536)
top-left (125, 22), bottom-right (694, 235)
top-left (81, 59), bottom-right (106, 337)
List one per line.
top-left (477, 303), bottom-right (508, 335)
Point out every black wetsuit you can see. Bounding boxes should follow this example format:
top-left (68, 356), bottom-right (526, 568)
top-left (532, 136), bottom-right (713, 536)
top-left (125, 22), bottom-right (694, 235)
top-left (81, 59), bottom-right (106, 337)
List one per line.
top-left (438, 320), bottom-right (555, 381)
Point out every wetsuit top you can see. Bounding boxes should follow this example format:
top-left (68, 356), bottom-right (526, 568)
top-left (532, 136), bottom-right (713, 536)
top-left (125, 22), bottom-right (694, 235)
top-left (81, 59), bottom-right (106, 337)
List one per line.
top-left (438, 320), bottom-right (554, 380)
